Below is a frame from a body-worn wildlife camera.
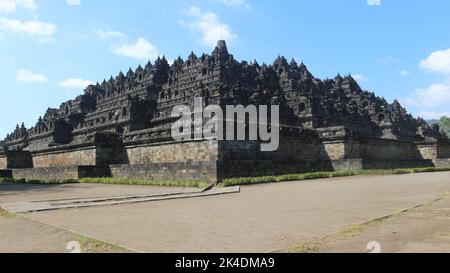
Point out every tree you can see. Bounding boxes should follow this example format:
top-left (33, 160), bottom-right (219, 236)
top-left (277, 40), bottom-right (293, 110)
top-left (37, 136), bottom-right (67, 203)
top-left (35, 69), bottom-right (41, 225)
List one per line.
top-left (439, 116), bottom-right (450, 138)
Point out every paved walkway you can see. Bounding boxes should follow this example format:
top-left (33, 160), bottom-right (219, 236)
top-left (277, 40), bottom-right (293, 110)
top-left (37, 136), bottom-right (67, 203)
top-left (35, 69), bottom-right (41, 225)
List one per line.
top-left (8, 172), bottom-right (449, 253)
top-left (2, 186), bottom-right (240, 213)
top-left (322, 197), bottom-right (450, 253)
top-left (0, 213), bottom-right (77, 253)
top-left (0, 183), bottom-right (200, 204)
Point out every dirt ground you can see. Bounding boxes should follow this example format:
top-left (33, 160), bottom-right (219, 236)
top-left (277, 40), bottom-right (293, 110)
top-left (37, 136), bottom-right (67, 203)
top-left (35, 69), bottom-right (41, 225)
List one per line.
top-left (0, 183), bottom-right (198, 203)
top-left (1, 172), bottom-right (450, 253)
top-left (0, 212), bottom-right (77, 253)
top-left (322, 197), bottom-right (450, 253)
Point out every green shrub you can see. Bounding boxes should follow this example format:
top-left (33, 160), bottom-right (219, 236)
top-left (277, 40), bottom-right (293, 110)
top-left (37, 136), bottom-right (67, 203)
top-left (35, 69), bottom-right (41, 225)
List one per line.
top-left (79, 178), bottom-right (208, 188)
top-left (222, 167), bottom-right (450, 187)
top-left (0, 178), bottom-right (78, 184)
top-left (0, 177), bottom-right (208, 188)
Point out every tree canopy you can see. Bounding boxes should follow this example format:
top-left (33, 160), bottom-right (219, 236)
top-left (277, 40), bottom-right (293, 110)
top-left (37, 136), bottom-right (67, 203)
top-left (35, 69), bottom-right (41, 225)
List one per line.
top-left (439, 116), bottom-right (450, 138)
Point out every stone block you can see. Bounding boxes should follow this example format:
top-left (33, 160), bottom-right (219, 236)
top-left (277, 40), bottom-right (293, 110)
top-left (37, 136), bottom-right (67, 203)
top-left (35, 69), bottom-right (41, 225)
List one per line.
top-left (0, 170), bottom-right (12, 178)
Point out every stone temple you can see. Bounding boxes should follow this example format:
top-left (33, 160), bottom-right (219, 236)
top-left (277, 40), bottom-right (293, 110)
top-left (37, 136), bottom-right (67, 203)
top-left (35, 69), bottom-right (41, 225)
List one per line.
top-left (1, 40), bottom-right (449, 183)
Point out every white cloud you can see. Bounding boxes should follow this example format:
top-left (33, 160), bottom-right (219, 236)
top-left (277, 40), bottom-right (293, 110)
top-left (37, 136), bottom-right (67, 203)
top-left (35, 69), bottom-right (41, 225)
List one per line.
top-left (399, 69), bottom-right (411, 76)
top-left (403, 78), bottom-right (450, 109)
top-left (0, 17), bottom-right (57, 42)
top-left (181, 6), bottom-right (235, 47)
top-left (58, 78), bottom-right (93, 89)
top-left (184, 6), bottom-right (202, 17)
top-left (16, 69), bottom-right (46, 82)
top-left (367, 0), bottom-right (381, 6)
top-left (376, 56), bottom-right (398, 64)
top-left (352, 74), bottom-right (368, 82)
top-left (95, 30), bottom-right (158, 61)
top-left (0, 0), bottom-right (36, 14)
top-left (419, 111), bottom-right (450, 120)
top-left (112, 37), bottom-right (158, 61)
top-left (66, 0), bottom-right (80, 6)
top-left (216, 0), bottom-right (250, 9)
top-left (405, 50), bottom-right (450, 118)
top-left (420, 48), bottom-right (450, 75)
top-left (96, 29), bottom-right (125, 40)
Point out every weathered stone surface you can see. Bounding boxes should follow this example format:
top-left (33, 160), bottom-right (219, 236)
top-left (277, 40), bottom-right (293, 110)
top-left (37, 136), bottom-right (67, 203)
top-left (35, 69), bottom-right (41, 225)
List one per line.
top-left (0, 169), bottom-right (12, 178)
top-left (110, 161), bottom-right (217, 183)
top-left (126, 140), bottom-right (219, 165)
top-left (12, 166), bottom-right (110, 180)
top-left (0, 155), bottom-right (6, 170)
top-left (32, 148), bottom-right (96, 168)
top-left (434, 158), bottom-right (450, 168)
top-left (0, 151), bottom-right (32, 169)
top-left (1, 40), bottom-right (449, 182)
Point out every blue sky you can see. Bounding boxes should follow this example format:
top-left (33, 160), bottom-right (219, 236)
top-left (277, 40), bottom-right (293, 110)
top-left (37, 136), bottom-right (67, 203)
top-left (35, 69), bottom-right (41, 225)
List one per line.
top-left (1, 0), bottom-right (450, 138)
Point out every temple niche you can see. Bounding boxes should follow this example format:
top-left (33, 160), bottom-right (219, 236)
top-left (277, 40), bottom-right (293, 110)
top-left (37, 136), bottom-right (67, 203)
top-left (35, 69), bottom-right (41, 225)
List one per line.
top-left (1, 40), bottom-right (449, 183)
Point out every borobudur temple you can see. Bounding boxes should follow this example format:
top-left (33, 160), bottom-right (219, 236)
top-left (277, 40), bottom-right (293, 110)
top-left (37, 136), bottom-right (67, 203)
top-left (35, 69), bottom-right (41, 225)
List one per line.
top-left (1, 40), bottom-right (449, 183)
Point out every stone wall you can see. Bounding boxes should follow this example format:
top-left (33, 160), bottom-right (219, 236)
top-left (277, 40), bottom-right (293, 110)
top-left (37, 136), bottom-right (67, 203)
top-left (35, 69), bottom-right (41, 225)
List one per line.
top-left (323, 138), bottom-right (425, 161)
top-left (32, 148), bottom-right (96, 168)
top-left (417, 143), bottom-right (438, 160)
top-left (332, 159), bottom-right (363, 170)
top-left (0, 155), bottom-right (6, 170)
top-left (4, 133), bottom-right (450, 183)
top-left (95, 133), bottom-right (128, 166)
top-left (270, 137), bottom-right (328, 161)
top-left (416, 142), bottom-right (450, 160)
top-left (218, 158), bottom-right (422, 179)
top-left (417, 142), bottom-right (450, 168)
top-left (217, 137), bottom-right (335, 180)
top-left (110, 161), bottom-right (217, 183)
top-left (109, 140), bottom-right (220, 183)
top-left (332, 158), bottom-right (433, 171)
top-left (97, 145), bottom-right (128, 166)
top-left (434, 159), bottom-right (450, 168)
top-left (323, 141), bottom-right (347, 160)
top-left (216, 158), bottom-right (433, 180)
top-left (214, 136), bottom-right (437, 180)
top-left (0, 170), bottom-right (12, 178)
top-left (0, 151), bottom-right (33, 169)
top-left (437, 143), bottom-right (450, 158)
top-left (218, 137), bottom-right (327, 161)
top-left (359, 138), bottom-right (423, 160)
top-left (12, 166), bottom-right (110, 180)
top-left (126, 140), bottom-right (219, 164)
top-left (361, 159), bottom-right (433, 169)
top-left (217, 160), bottom-right (333, 180)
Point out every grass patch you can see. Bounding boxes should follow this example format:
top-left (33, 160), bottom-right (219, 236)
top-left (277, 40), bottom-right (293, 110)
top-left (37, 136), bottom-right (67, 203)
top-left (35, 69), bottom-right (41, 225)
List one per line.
top-left (0, 177), bottom-right (209, 188)
top-left (335, 215), bottom-right (392, 240)
top-left (2, 166), bottom-right (449, 188)
top-left (0, 207), bottom-right (16, 218)
top-left (286, 240), bottom-right (323, 253)
top-left (285, 215), bottom-right (394, 253)
top-left (76, 235), bottom-right (132, 253)
top-left (284, 194), bottom-right (450, 253)
top-left (0, 178), bottom-right (79, 185)
top-left (285, 210), bottom-right (409, 253)
top-left (79, 177), bottom-right (209, 188)
top-left (0, 206), bottom-right (130, 252)
top-left (222, 167), bottom-right (450, 187)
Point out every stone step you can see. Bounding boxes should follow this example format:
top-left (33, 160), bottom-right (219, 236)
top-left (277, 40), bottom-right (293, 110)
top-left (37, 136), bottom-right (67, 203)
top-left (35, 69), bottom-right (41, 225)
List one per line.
top-left (1, 186), bottom-right (240, 214)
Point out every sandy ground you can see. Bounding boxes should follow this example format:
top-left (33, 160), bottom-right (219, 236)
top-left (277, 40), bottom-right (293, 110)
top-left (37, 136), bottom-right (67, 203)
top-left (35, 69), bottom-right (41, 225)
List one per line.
top-left (0, 213), bottom-right (77, 253)
top-left (0, 183), bottom-right (198, 203)
top-left (1, 172), bottom-right (447, 253)
top-left (322, 198), bottom-right (450, 253)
